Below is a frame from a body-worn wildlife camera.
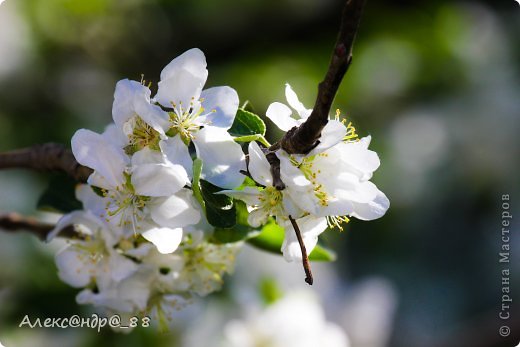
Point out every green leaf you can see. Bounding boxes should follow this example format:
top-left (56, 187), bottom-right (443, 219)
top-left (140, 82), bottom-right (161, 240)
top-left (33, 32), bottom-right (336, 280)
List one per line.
top-left (259, 277), bottom-right (283, 305)
top-left (247, 219), bottom-right (337, 262)
top-left (308, 243), bottom-right (337, 262)
top-left (200, 179), bottom-right (236, 228)
top-left (228, 108), bottom-right (266, 137)
top-left (234, 134), bottom-right (271, 147)
top-left (192, 158), bottom-right (204, 209)
top-left (212, 201), bottom-right (260, 243)
top-left (213, 224), bottom-right (260, 243)
top-left (37, 174), bottom-right (82, 213)
top-left (240, 100), bottom-right (257, 113)
top-left (247, 218), bottom-right (284, 253)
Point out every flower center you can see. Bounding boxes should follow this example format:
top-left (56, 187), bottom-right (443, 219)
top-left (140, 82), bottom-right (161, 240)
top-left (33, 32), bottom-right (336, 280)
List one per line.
top-left (73, 235), bottom-right (107, 264)
top-left (258, 186), bottom-right (284, 215)
top-left (166, 97), bottom-right (214, 145)
top-left (290, 155), bottom-right (329, 207)
top-left (334, 109), bottom-right (359, 142)
top-left (100, 174), bottom-right (151, 233)
top-left (326, 215), bottom-right (350, 231)
top-left (124, 115), bottom-right (161, 155)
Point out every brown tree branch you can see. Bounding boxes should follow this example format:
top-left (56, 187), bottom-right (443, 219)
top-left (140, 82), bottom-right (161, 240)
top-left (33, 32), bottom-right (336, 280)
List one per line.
top-left (289, 215), bottom-right (313, 285)
top-left (0, 143), bottom-right (92, 182)
top-left (277, 0), bottom-right (366, 155)
top-left (0, 212), bottom-right (80, 240)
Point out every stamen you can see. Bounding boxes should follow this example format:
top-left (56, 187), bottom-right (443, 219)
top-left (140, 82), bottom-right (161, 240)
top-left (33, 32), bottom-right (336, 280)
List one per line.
top-left (326, 215), bottom-right (350, 231)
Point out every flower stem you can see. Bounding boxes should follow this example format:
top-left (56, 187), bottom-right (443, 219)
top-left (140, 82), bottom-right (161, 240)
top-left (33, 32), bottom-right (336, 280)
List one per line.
top-left (289, 215), bottom-right (313, 285)
top-left (233, 134), bottom-right (271, 148)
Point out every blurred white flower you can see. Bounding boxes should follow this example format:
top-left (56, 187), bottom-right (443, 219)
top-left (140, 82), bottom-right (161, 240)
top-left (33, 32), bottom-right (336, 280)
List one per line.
top-left (222, 290), bottom-right (350, 347)
top-left (171, 241), bottom-right (242, 296)
top-left (0, 0), bottom-right (31, 80)
top-left (53, 211), bottom-right (137, 288)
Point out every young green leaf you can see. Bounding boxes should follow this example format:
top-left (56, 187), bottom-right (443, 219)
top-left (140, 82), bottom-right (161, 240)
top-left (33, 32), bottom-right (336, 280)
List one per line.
top-left (247, 219), bottom-right (337, 262)
top-left (200, 179), bottom-right (236, 228)
top-left (192, 158), bottom-right (205, 209)
top-left (228, 108), bottom-right (266, 137)
top-left (211, 201), bottom-right (260, 243)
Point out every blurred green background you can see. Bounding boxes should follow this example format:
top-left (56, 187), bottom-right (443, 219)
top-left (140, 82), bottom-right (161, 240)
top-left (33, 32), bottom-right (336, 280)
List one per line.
top-left (0, 0), bottom-right (519, 346)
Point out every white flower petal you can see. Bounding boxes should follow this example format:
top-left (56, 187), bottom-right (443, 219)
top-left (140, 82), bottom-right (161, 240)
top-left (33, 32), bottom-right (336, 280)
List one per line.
top-left (193, 127), bottom-right (246, 189)
top-left (247, 141), bottom-right (272, 186)
top-left (132, 163), bottom-right (188, 197)
top-left (150, 189), bottom-right (201, 228)
top-left (71, 129), bottom-right (128, 188)
top-left (285, 83), bottom-right (311, 119)
top-left (160, 135), bottom-right (193, 178)
top-left (307, 120), bottom-right (347, 156)
top-left (107, 253), bottom-right (139, 282)
top-left (336, 175), bottom-right (379, 203)
top-left (199, 86), bottom-right (239, 130)
top-left (266, 102), bottom-right (298, 132)
top-left (281, 216), bottom-right (327, 262)
top-left (47, 210), bottom-right (101, 241)
top-left (75, 184), bottom-right (104, 212)
top-left (350, 189), bottom-right (390, 221)
top-left (102, 123), bottom-right (127, 148)
top-left (112, 79), bottom-right (169, 135)
top-left (130, 147), bottom-right (189, 196)
top-left (142, 227), bottom-right (183, 254)
top-left (247, 208), bottom-right (270, 228)
top-left (278, 152), bottom-right (311, 189)
top-left (282, 191), bottom-right (307, 217)
top-left (131, 146), bottom-right (164, 165)
top-left (338, 137), bottom-right (380, 176)
top-left (112, 79), bottom-right (141, 126)
top-left (55, 246), bottom-right (93, 287)
top-left (156, 48), bottom-right (208, 108)
top-left (218, 186), bottom-right (262, 206)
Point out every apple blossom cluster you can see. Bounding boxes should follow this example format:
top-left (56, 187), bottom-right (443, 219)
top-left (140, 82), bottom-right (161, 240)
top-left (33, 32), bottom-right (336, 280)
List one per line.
top-left (222, 84), bottom-right (389, 262)
top-left (49, 48), bottom-right (245, 322)
top-left (49, 48), bottom-right (389, 321)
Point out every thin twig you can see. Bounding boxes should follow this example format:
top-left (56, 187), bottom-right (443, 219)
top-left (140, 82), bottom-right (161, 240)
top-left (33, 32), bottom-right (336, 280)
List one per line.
top-left (0, 143), bottom-right (92, 182)
top-left (288, 215), bottom-right (313, 285)
top-left (279, 0), bottom-right (365, 154)
top-left (265, 152), bottom-right (285, 190)
top-left (0, 212), bottom-right (80, 240)
top-left (267, 0), bottom-right (366, 187)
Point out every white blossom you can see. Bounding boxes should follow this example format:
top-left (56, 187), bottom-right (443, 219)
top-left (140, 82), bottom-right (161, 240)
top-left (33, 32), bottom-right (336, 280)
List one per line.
top-left (266, 84), bottom-right (347, 155)
top-left (112, 79), bottom-right (170, 153)
top-left (268, 84), bottom-right (389, 229)
top-left (278, 135), bottom-right (390, 226)
top-left (222, 141), bottom-right (327, 262)
top-left (71, 129), bottom-right (200, 253)
top-left (155, 48), bottom-right (246, 189)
